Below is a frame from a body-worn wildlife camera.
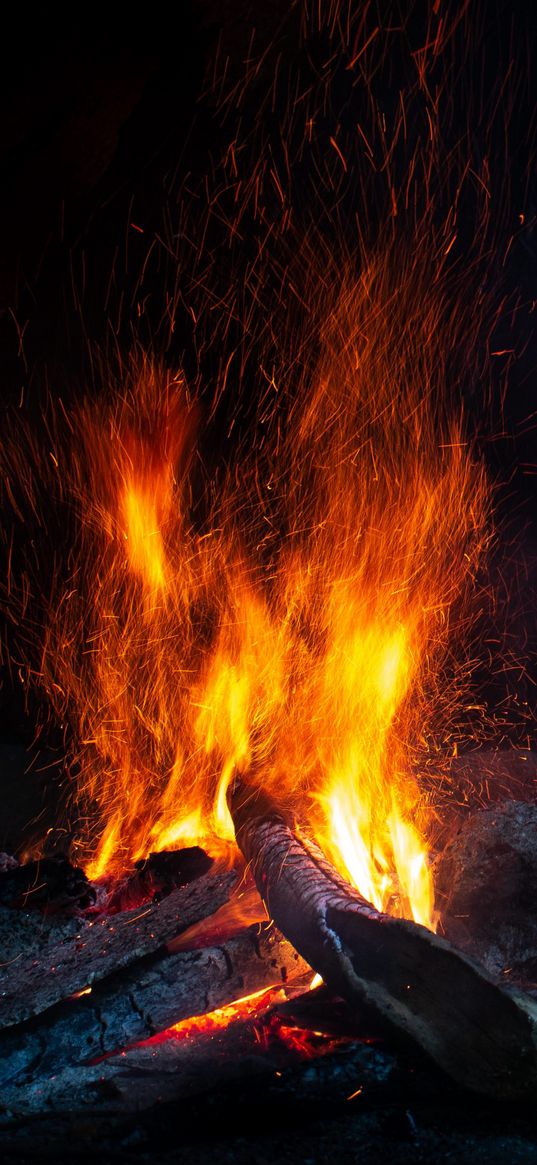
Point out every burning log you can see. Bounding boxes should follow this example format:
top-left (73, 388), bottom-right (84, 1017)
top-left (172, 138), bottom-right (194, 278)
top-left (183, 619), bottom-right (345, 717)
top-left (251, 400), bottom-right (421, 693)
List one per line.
top-left (229, 779), bottom-right (537, 1099)
top-left (0, 923), bottom-right (308, 1086)
top-left (0, 866), bottom-right (238, 1028)
top-left (0, 985), bottom-right (385, 1130)
top-left (0, 861), bottom-right (308, 1087)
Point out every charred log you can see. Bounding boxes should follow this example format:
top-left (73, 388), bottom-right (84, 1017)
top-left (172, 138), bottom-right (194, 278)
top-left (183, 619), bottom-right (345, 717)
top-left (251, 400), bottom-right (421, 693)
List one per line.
top-left (0, 985), bottom-right (380, 1123)
top-left (228, 779), bottom-right (537, 1099)
top-left (0, 854), bottom-right (94, 911)
top-left (0, 924), bottom-right (309, 1085)
top-left (103, 846), bottom-right (214, 913)
top-left (0, 867), bottom-right (237, 1029)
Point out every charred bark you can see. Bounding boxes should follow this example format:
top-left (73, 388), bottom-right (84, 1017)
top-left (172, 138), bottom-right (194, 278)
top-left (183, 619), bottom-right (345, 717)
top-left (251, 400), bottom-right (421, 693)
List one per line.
top-left (0, 854), bottom-right (94, 910)
top-left (0, 924), bottom-right (309, 1085)
top-left (0, 867), bottom-right (238, 1029)
top-left (229, 779), bottom-right (537, 1099)
top-left (104, 846), bottom-right (214, 912)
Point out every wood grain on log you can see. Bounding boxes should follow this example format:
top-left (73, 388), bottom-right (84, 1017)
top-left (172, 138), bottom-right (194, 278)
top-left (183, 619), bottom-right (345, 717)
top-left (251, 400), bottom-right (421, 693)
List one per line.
top-left (0, 987), bottom-right (376, 1122)
top-left (0, 867), bottom-right (237, 1030)
top-left (0, 924), bottom-right (309, 1085)
top-left (229, 779), bottom-right (537, 1099)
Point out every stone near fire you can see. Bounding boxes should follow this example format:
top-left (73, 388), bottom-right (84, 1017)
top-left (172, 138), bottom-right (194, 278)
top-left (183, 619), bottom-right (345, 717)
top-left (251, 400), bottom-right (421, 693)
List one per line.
top-left (436, 800), bottom-right (537, 981)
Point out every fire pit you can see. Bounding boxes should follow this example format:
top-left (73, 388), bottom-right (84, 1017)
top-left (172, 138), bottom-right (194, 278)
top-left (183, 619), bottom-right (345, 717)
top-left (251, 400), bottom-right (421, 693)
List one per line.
top-left (0, 1), bottom-right (536, 1160)
top-left (2, 755), bottom-right (537, 1162)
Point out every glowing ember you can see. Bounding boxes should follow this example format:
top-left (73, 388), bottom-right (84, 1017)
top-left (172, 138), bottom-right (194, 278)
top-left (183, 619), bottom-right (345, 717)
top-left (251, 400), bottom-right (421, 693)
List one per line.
top-left (138, 986), bottom-right (288, 1048)
top-left (130, 984), bottom-right (338, 1061)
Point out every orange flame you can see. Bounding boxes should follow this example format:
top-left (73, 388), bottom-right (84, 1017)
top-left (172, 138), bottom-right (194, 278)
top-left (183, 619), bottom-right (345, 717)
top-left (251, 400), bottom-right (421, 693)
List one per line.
top-left (3, 246), bottom-right (490, 936)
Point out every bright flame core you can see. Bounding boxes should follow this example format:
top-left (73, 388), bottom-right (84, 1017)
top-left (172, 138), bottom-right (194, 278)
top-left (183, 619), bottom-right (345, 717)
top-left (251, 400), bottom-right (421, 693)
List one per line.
top-left (5, 261), bottom-right (490, 931)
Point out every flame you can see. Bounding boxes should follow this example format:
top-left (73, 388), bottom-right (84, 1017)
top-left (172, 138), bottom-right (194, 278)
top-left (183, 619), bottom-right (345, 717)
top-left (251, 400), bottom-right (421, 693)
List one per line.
top-left (1, 255), bottom-right (490, 932)
top-left (122, 482), bottom-right (167, 594)
top-left (167, 882), bottom-right (268, 953)
top-left (1, 7), bottom-right (506, 931)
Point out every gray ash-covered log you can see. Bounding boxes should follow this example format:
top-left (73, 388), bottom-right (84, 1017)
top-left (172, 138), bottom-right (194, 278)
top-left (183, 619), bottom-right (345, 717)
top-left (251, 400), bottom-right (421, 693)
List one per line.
top-left (0, 923), bottom-right (309, 1085)
top-left (228, 778), bottom-right (537, 1100)
top-left (0, 853), bottom-right (310, 1088)
top-left (0, 985), bottom-right (387, 1127)
top-left (0, 866), bottom-right (238, 1029)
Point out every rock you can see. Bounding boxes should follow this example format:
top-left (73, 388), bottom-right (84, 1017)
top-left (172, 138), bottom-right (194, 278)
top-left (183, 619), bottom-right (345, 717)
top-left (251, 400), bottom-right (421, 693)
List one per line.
top-left (435, 800), bottom-right (537, 980)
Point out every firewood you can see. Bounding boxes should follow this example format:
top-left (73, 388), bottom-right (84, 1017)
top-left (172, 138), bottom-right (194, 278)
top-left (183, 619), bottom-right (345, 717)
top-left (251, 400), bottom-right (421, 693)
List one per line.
top-left (228, 778), bottom-right (537, 1099)
top-left (0, 867), bottom-right (238, 1029)
top-left (0, 854), bottom-right (94, 911)
top-left (0, 985), bottom-right (370, 1122)
top-left (103, 846), bottom-right (214, 913)
top-left (0, 924), bottom-right (309, 1085)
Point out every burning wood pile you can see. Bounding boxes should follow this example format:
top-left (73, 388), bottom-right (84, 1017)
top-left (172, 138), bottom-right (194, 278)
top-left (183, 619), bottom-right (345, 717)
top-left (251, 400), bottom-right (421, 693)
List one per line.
top-left (2, 752), bottom-right (537, 1124)
top-left (0, 9), bottom-right (535, 1152)
top-left (0, 273), bottom-right (536, 1119)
